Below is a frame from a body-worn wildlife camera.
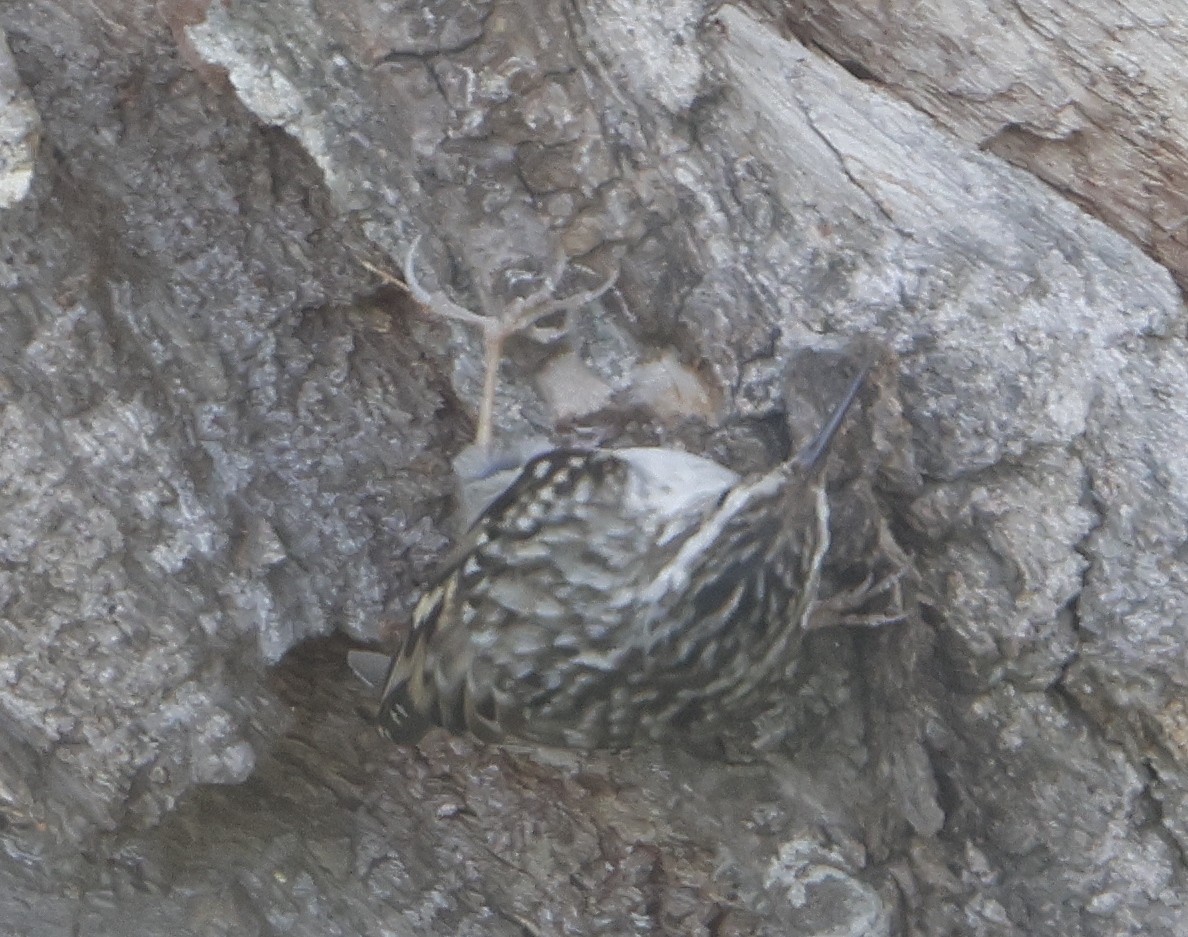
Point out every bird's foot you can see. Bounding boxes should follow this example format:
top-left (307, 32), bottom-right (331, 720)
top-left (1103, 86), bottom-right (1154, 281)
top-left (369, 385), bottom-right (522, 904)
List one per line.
top-left (811, 519), bottom-right (913, 630)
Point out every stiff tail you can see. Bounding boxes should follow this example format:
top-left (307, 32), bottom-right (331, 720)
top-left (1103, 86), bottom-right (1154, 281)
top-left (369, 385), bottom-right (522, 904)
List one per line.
top-left (376, 651), bottom-right (437, 742)
top-left (348, 648), bottom-right (436, 743)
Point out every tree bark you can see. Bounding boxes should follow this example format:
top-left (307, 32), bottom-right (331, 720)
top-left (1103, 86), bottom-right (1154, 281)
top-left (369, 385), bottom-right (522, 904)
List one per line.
top-left (0, 1), bottom-right (1184, 934)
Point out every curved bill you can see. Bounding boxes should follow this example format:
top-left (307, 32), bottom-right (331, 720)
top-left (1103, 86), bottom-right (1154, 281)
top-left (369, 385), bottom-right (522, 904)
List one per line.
top-left (794, 364), bottom-right (870, 471)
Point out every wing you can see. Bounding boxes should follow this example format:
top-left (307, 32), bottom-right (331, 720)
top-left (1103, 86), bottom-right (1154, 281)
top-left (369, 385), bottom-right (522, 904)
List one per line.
top-left (377, 446), bottom-right (739, 746)
top-left (626, 468), bottom-right (829, 734)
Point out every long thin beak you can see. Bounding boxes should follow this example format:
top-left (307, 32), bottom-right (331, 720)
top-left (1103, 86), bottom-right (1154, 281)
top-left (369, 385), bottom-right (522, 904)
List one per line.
top-left (794, 364), bottom-right (870, 471)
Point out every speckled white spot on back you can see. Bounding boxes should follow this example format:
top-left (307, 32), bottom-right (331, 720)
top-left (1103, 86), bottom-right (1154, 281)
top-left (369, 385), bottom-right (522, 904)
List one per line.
top-left (614, 447), bottom-right (739, 525)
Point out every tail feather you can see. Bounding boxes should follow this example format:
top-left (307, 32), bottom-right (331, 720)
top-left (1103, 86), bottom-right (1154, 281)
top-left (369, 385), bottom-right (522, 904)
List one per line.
top-left (377, 680), bottom-right (437, 742)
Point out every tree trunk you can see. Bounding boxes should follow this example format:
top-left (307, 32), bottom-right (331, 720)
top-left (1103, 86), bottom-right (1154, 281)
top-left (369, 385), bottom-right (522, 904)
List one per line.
top-left (0, 1), bottom-right (1184, 934)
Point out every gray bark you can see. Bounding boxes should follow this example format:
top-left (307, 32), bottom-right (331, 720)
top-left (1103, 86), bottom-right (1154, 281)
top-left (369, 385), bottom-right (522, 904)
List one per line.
top-left (0, 1), bottom-right (1185, 935)
top-left (779, 0), bottom-right (1188, 289)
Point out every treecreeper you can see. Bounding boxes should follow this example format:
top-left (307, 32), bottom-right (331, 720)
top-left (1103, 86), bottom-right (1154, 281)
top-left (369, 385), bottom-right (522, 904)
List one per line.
top-left (350, 239), bottom-right (912, 751)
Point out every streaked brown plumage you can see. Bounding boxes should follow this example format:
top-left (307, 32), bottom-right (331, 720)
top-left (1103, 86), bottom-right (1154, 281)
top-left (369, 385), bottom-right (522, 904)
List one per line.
top-left (374, 368), bottom-right (874, 748)
top-left (356, 239), bottom-right (902, 749)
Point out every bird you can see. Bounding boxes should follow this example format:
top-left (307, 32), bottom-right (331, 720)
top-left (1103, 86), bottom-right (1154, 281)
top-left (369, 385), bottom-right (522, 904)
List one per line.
top-left (351, 240), bottom-right (904, 750)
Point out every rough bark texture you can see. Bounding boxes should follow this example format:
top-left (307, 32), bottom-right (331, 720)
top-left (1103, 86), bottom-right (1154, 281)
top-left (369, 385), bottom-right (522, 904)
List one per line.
top-left (779, 0), bottom-right (1188, 289)
top-left (0, 1), bottom-right (1185, 935)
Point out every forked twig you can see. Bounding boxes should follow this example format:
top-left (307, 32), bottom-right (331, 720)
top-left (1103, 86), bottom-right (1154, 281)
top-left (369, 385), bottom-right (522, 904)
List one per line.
top-left (362, 237), bottom-right (618, 451)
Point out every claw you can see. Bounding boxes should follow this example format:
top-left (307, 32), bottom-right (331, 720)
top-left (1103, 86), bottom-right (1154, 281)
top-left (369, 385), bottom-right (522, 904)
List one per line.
top-left (809, 527), bottom-right (912, 631)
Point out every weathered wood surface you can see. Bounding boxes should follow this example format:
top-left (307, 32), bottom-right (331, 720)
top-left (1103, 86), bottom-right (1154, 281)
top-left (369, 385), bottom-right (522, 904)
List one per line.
top-left (0, 2), bottom-right (1185, 934)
